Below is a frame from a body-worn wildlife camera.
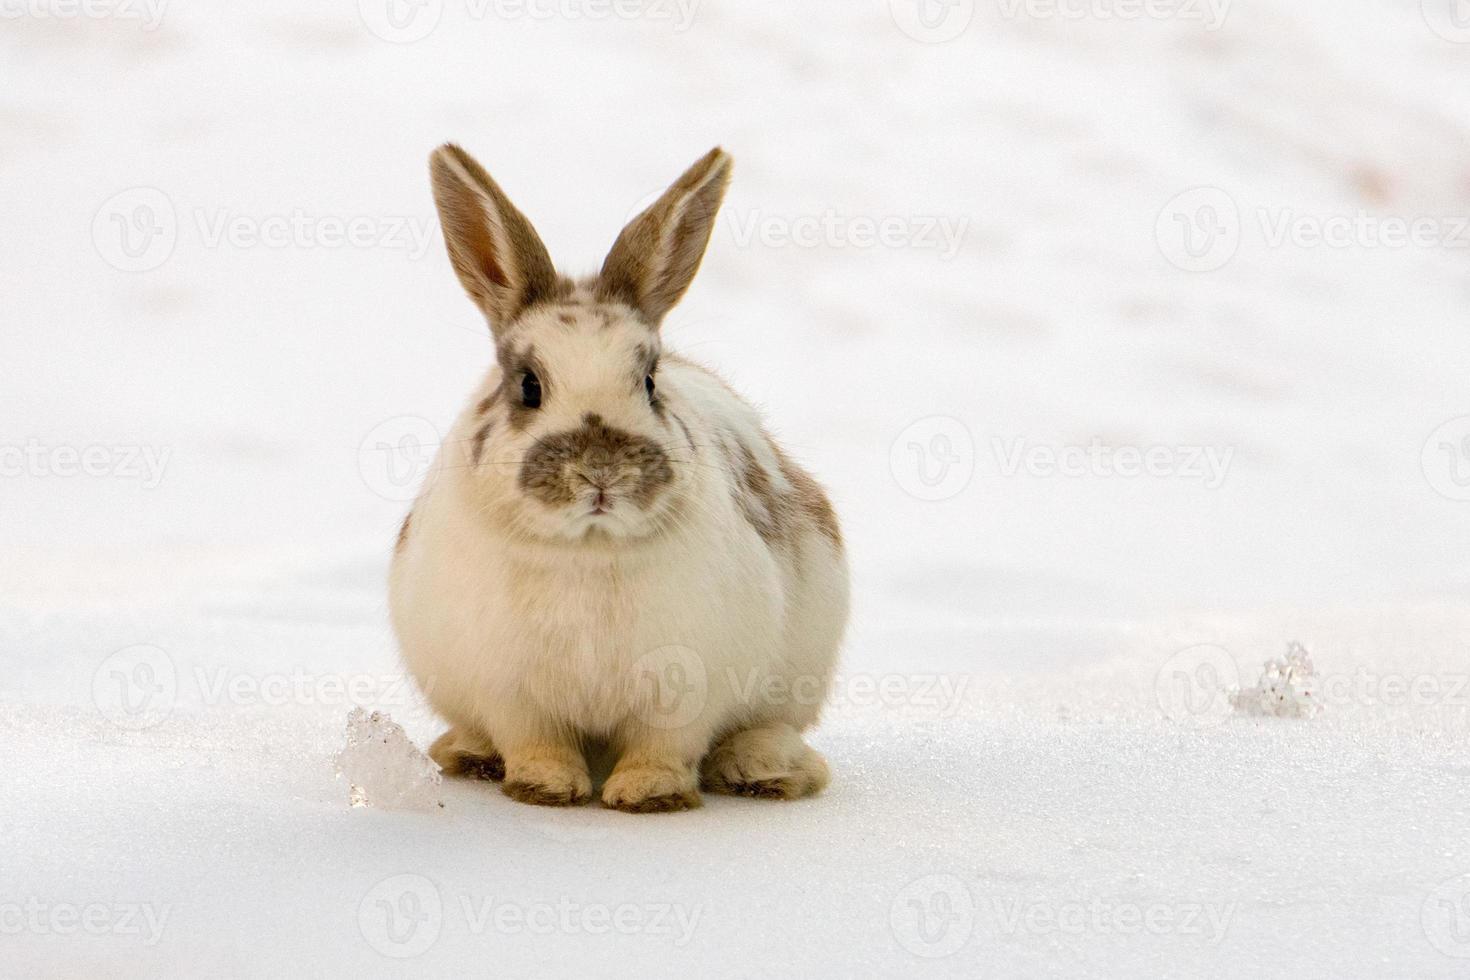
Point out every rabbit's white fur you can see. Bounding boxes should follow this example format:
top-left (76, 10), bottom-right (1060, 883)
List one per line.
top-left (389, 144), bottom-right (848, 812)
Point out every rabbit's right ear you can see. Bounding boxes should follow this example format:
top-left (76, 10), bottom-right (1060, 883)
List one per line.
top-left (430, 144), bottom-right (560, 332)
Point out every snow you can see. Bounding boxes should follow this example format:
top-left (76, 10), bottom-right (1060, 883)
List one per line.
top-left (4, 0), bottom-right (1470, 976)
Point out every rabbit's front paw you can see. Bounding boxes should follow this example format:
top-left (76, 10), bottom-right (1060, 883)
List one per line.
top-left (601, 764), bottom-right (701, 814)
top-left (700, 724), bottom-right (830, 800)
top-left (502, 755), bottom-right (593, 807)
top-left (429, 727), bottom-right (504, 781)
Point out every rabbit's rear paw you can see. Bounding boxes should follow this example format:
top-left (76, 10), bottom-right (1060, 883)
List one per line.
top-left (502, 758), bottom-right (593, 807)
top-left (601, 766), bottom-right (701, 814)
top-left (700, 725), bottom-right (830, 800)
top-left (429, 728), bottom-right (505, 781)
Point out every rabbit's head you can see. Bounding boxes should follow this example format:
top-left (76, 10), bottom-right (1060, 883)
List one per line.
top-left (429, 143), bottom-right (731, 542)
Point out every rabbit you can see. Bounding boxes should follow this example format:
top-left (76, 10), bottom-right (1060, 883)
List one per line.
top-left (389, 143), bottom-right (850, 813)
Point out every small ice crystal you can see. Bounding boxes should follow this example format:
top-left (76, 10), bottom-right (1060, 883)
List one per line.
top-left (333, 707), bottom-right (443, 811)
top-left (1230, 641), bottom-right (1321, 719)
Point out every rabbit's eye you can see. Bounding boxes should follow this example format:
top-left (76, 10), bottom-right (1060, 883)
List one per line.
top-left (521, 371), bottom-right (542, 409)
top-left (644, 374), bottom-right (656, 401)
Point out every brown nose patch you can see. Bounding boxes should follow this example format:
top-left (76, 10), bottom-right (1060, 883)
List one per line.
top-left (518, 413), bottom-right (673, 508)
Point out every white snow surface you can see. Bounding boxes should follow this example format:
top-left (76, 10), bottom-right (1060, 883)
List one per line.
top-left (5, 1), bottom-right (1470, 976)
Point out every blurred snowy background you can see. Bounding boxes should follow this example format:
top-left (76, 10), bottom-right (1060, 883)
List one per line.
top-left (5, 0), bottom-right (1470, 975)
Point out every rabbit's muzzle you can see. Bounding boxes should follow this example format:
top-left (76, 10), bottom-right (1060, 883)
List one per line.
top-left (518, 412), bottom-right (673, 510)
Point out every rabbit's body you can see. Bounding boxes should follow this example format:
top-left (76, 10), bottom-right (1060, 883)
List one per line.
top-left (388, 145), bottom-right (847, 811)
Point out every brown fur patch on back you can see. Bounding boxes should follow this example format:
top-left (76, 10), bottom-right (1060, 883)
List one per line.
top-left (726, 440), bottom-right (791, 546)
top-left (723, 435), bottom-right (843, 551)
top-left (395, 511), bottom-right (412, 551)
top-left (777, 451), bottom-right (842, 549)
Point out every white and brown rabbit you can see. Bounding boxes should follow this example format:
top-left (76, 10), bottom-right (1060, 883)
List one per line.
top-left (389, 144), bottom-right (849, 812)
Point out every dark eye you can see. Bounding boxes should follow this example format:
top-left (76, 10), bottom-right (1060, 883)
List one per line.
top-left (644, 374), bottom-right (656, 401)
top-left (521, 371), bottom-right (542, 409)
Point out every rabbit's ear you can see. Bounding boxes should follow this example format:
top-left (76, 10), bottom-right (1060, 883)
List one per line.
top-left (597, 147), bottom-right (731, 324)
top-left (430, 144), bottom-right (560, 332)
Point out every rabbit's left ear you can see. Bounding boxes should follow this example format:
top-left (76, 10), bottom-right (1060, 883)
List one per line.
top-left (430, 143), bottom-right (560, 333)
top-left (597, 147), bottom-right (732, 325)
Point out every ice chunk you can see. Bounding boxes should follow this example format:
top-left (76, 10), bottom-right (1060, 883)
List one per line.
top-left (1231, 642), bottom-right (1322, 719)
top-left (333, 708), bottom-right (443, 811)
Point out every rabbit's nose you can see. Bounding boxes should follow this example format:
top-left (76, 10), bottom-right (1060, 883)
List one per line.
top-left (574, 466), bottom-right (615, 491)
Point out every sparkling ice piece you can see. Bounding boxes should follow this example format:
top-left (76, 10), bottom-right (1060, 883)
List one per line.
top-left (334, 707), bottom-right (443, 811)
